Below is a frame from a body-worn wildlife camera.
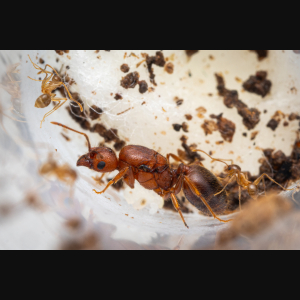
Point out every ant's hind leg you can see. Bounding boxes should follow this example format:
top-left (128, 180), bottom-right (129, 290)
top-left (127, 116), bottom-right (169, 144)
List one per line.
top-left (40, 99), bottom-right (67, 128)
top-left (93, 167), bottom-right (129, 195)
top-left (170, 193), bottom-right (189, 229)
top-left (254, 174), bottom-right (294, 192)
top-left (184, 177), bottom-right (232, 223)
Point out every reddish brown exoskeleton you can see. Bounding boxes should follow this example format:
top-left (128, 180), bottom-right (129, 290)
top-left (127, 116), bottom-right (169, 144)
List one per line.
top-left (51, 122), bottom-right (231, 228)
top-left (27, 55), bottom-right (83, 128)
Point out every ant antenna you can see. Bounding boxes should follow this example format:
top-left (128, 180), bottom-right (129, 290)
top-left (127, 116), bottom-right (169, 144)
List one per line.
top-left (51, 122), bottom-right (91, 152)
top-left (192, 149), bottom-right (231, 167)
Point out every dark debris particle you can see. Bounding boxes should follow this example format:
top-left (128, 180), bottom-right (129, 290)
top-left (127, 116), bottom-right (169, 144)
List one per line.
top-left (114, 93), bottom-right (123, 100)
top-left (173, 124), bottom-right (182, 132)
top-left (181, 143), bottom-right (203, 163)
top-left (39, 58), bottom-right (45, 64)
top-left (89, 105), bottom-right (103, 120)
top-left (185, 50), bottom-right (199, 57)
top-left (182, 122), bottom-right (189, 133)
top-left (210, 113), bottom-right (236, 142)
top-left (145, 51), bottom-right (166, 86)
top-left (250, 50), bottom-right (269, 61)
top-left (243, 71), bottom-right (272, 98)
top-left (215, 73), bottom-right (261, 130)
top-left (120, 64), bottom-right (130, 73)
top-left (113, 139), bottom-right (126, 151)
top-left (267, 119), bottom-right (279, 131)
top-left (91, 124), bottom-right (119, 143)
top-left (55, 50), bottom-right (69, 55)
top-left (201, 119), bottom-right (218, 135)
top-left (138, 80), bottom-right (148, 94)
top-left (121, 72), bottom-right (140, 89)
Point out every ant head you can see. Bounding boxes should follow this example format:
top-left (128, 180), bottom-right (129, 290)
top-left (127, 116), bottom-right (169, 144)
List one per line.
top-left (77, 147), bottom-right (118, 173)
top-left (35, 94), bottom-right (51, 108)
top-left (52, 75), bottom-right (61, 83)
top-left (226, 164), bottom-right (241, 174)
top-left (247, 184), bottom-right (257, 196)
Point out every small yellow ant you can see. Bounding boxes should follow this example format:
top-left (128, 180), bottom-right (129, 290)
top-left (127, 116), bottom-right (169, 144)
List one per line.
top-left (27, 55), bottom-right (83, 128)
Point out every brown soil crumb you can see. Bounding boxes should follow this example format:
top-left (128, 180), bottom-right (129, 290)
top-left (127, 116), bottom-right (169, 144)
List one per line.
top-left (243, 71), bottom-right (272, 98)
top-left (91, 124), bottom-right (119, 143)
top-left (289, 113), bottom-right (300, 121)
top-left (145, 51), bottom-right (166, 86)
top-left (163, 197), bottom-right (193, 214)
top-left (251, 131), bottom-right (259, 140)
top-left (120, 64), bottom-right (130, 73)
top-left (114, 93), bottom-right (123, 100)
top-left (283, 121), bottom-right (289, 127)
top-left (215, 74), bottom-right (261, 130)
top-left (113, 139), bottom-right (126, 151)
top-left (201, 119), bottom-right (218, 135)
top-left (217, 193), bottom-right (291, 247)
top-left (250, 50), bottom-right (269, 61)
top-left (39, 58), bottom-right (45, 64)
top-left (164, 62), bottom-right (174, 74)
top-left (138, 80), bottom-right (148, 94)
top-left (258, 136), bottom-right (300, 193)
top-left (174, 97), bottom-right (184, 106)
top-left (107, 177), bottom-right (124, 191)
top-left (196, 106), bottom-right (207, 118)
top-left (121, 72), bottom-right (140, 89)
top-left (179, 143), bottom-right (203, 164)
top-left (89, 105), bottom-right (103, 120)
top-left (210, 113), bottom-right (236, 142)
top-left (55, 50), bottom-right (70, 56)
top-left (185, 114), bottom-right (193, 121)
top-left (173, 124), bottom-right (182, 132)
top-left (216, 141), bottom-right (224, 145)
top-left (267, 110), bottom-right (285, 131)
top-left (182, 122), bottom-right (189, 133)
top-left (185, 50), bottom-right (199, 57)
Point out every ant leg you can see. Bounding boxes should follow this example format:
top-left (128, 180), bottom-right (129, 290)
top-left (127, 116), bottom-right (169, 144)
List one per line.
top-left (192, 149), bottom-right (233, 166)
top-left (166, 153), bottom-right (185, 165)
top-left (184, 176), bottom-right (232, 223)
top-left (93, 168), bottom-right (129, 195)
top-left (214, 175), bottom-right (236, 196)
top-left (253, 173), bottom-right (294, 192)
top-left (170, 193), bottom-right (189, 229)
top-left (42, 64), bottom-right (83, 112)
top-left (40, 98), bottom-right (67, 128)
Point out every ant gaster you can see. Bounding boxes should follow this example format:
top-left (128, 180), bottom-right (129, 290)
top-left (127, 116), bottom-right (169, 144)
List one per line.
top-left (193, 150), bottom-right (294, 210)
top-left (52, 122), bottom-right (232, 228)
top-left (28, 55), bottom-right (83, 128)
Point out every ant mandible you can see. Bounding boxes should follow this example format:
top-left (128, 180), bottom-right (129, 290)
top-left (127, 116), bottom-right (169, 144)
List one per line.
top-left (193, 150), bottom-right (294, 210)
top-left (28, 55), bottom-right (83, 128)
top-left (51, 122), bottom-right (232, 228)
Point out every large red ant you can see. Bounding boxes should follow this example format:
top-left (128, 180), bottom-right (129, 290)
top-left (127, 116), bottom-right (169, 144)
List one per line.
top-left (193, 150), bottom-right (294, 210)
top-left (51, 122), bottom-right (232, 228)
top-left (27, 55), bottom-right (83, 128)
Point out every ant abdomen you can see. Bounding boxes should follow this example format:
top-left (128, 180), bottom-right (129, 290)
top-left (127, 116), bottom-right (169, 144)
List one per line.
top-left (183, 164), bottom-right (228, 216)
top-left (35, 94), bottom-right (51, 108)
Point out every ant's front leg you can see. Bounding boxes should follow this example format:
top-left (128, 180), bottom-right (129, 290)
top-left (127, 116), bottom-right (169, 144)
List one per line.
top-left (93, 167), bottom-right (130, 195)
top-left (166, 153), bottom-right (185, 165)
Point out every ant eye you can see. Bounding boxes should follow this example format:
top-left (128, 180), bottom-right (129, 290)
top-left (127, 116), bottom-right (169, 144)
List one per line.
top-left (97, 161), bottom-right (106, 170)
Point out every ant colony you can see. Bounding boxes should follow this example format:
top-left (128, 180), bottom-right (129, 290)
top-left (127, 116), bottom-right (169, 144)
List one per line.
top-left (27, 50), bottom-right (300, 229)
